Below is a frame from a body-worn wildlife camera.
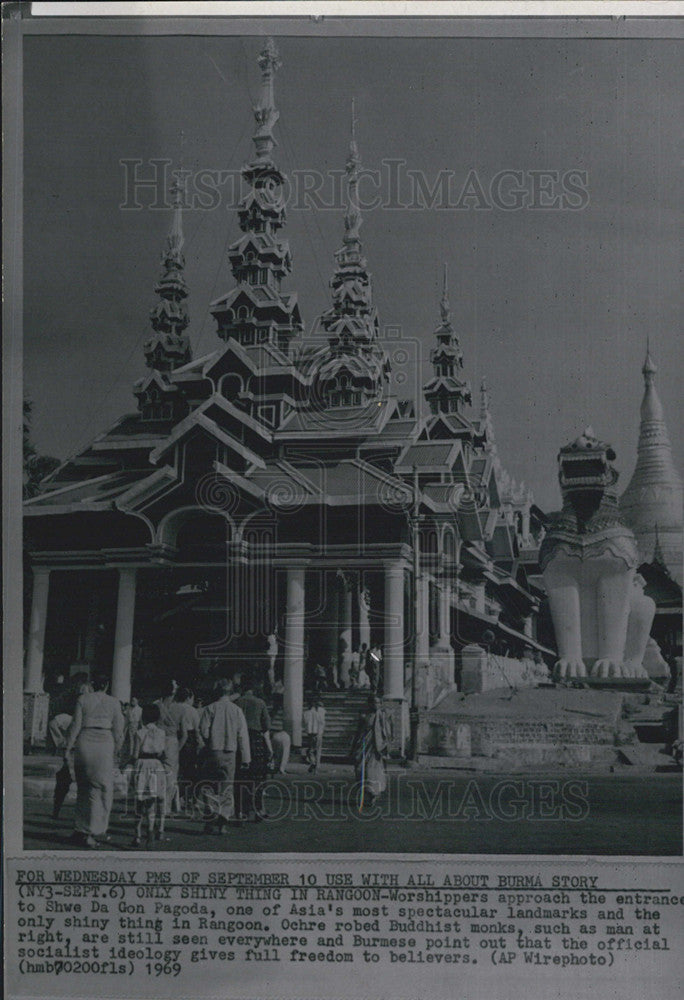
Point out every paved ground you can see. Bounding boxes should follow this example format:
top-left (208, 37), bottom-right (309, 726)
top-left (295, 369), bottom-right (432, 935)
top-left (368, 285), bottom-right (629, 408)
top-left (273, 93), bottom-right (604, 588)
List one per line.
top-left (23, 762), bottom-right (682, 855)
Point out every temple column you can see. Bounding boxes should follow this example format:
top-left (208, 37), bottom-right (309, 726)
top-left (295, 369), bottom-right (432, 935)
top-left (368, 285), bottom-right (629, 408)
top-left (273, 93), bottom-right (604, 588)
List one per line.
top-left (384, 562), bottom-right (405, 700)
top-left (283, 566), bottom-right (305, 746)
top-left (358, 582), bottom-right (371, 652)
top-left (429, 579), bottom-right (455, 690)
top-left (111, 568), bottom-right (136, 702)
top-left (323, 572), bottom-right (339, 682)
top-left (416, 574), bottom-right (430, 664)
top-left (25, 568), bottom-right (50, 694)
top-left (339, 573), bottom-right (353, 687)
top-left (439, 581), bottom-right (452, 646)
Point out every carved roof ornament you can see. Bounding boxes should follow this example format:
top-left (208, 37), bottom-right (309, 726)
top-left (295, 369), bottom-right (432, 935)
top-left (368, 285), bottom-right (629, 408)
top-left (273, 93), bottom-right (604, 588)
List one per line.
top-left (252, 37), bottom-right (282, 162)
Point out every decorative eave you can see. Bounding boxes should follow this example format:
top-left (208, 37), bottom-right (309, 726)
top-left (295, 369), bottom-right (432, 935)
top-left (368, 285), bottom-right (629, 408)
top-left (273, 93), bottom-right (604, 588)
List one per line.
top-left (149, 394), bottom-right (272, 465)
top-left (114, 464), bottom-right (177, 505)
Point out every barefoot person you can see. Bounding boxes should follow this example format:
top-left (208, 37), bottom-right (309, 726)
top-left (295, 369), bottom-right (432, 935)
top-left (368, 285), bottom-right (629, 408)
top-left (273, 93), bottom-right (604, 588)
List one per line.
top-left (131, 703), bottom-right (168, 847)
top-left (64, 672), bottom-right (124, 848)
top-left (350, 693), bottom-right (393, 809)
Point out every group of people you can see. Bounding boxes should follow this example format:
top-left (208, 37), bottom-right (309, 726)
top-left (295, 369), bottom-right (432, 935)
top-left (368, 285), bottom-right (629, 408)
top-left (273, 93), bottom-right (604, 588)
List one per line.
top-left (51, 669), bottom-right (395, 848)
top-left (53, 671), bottom-right (289, 848)
top-left (310, 642), bottom-right (384, 693)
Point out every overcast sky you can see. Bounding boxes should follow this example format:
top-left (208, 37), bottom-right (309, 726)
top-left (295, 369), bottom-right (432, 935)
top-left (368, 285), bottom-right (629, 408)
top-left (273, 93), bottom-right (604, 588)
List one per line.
top-left (23, 32), bottom-right (682, 509)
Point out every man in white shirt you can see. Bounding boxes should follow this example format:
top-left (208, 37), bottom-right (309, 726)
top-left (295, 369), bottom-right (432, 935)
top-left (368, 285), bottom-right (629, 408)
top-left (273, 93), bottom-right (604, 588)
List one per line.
top-left (303, 695), bottom-right (326, 774)
top-left (199, 677), bottom-right (251, 831)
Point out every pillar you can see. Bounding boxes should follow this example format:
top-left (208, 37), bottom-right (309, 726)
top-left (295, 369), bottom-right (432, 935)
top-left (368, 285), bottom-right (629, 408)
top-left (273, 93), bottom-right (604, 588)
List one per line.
top-left (439, 582), bottom-right (451, 646)
top-left (358, 582), bottom-right (371, 652)
top-left (25, 567), bottom-right (50, 693)
top-left (384, 562), bottom-right (405, 700)
top-left (111, 568), bottom-right (136, 702)
top-left (416, 575), bottom-right (430, 663)
top-left (339, 572), bottom-right (353, 687)
top-left (283, 566), bottom-right (305, 746)
top-left (323, 572), bottom-right (339, 679)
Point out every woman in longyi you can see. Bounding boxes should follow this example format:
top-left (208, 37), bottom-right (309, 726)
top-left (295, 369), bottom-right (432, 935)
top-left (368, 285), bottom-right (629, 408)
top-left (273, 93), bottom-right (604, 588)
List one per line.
top-left (64, 672), bottom-right (125, 848)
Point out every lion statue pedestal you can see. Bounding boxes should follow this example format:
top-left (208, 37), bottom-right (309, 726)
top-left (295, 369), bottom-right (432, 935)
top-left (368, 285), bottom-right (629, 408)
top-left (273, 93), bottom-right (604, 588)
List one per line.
top-left (540, 428), bottom-right (653, 682)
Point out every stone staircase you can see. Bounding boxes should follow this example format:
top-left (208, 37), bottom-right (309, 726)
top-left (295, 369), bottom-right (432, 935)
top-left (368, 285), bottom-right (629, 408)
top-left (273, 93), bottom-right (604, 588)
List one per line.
top-left (271, 690), bottom-right (370, 761)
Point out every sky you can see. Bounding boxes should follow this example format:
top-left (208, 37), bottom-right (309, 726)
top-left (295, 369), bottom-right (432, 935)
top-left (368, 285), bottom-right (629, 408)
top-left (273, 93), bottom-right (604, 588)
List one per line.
top-left (23, 31), bottom-right (683, 510)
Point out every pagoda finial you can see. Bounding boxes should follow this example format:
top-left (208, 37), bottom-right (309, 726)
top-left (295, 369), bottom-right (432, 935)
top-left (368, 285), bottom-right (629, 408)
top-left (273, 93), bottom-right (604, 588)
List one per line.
top-left (252, 37), bottom-right (281, 161)
top-left (440, 262), bottom-right (451, 325)
top-left (643, 337), bottom-right (657, 383)
top-left (168, 171), bottom-right (185, 253)
top-left (344, 98), bottom-right (362, 245)
top-left (480, 376), bottom-right (489, 416)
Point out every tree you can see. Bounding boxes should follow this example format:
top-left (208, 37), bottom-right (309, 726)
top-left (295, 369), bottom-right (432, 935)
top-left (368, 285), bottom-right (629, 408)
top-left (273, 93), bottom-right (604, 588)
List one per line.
top-left (23, 399), bottom-right (60, 499)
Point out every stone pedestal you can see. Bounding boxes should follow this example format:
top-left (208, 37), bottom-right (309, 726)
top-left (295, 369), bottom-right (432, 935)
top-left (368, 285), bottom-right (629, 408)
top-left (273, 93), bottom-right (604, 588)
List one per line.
top-left (24, 692), bottom-right (50, 748)
top-left (419, 718), bottom-right (471, 758)
top-left (460, 644), bottom-right (541, 695)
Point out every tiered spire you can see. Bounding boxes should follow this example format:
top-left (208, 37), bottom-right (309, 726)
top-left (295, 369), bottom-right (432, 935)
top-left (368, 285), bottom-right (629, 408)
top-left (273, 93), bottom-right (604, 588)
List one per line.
top-left (621, 342), bottom-right (683, 582)
top-left (210, 37), bottom-right (302, 356)
top-left (143, 173), bottom-right (192, 372)
top-left (479, 377), bottom-right (498, 455)
top-left (422, 263), bottom-right (471, 416)
top-left (313, 102), bottom-right (389, 407)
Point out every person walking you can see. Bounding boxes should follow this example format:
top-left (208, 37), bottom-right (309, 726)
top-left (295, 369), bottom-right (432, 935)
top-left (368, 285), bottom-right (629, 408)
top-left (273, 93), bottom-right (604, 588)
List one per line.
top-left (51, 680), bottom-right (92, 821)
top-left (350, 693), bottom-right (393, 809)
top-left (199, 678), bottom-right (251, 833)
top-left (124, 697), bottom-right (143, 760)
top-left (271, 728), bottom-right (291, 774)
top-left (130, 703), bottom-right (168, 847)
top-left (155, 680), bottom-right (184, 815)
top-left (64, 673), bottom-right (124, 848)
top-left (175, 687), bottom-right (201, 810)
top-left (235, 674), bottom-right (273, 821)
top-left (303, 694), bottom-right (326, 774)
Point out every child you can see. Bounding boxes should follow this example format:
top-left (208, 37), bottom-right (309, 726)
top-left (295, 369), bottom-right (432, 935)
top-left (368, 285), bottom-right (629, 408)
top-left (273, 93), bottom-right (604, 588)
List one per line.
top-left (131, 703), bottom-right (167, 847)
top-left (303, 694), bottom-right (326, 774)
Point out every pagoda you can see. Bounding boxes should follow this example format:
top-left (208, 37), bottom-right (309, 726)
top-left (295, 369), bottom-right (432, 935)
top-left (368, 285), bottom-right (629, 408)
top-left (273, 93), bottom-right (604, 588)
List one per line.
top-left (621, 343), bottom-right (683, 583)
top-left (311, 101), bottom-right (390, 409)
top-left (142, 175), bottom-right (192, 374)
top-left (210, 37), bottom-right (302, 357)
top-left (422, 263), bottom-right (472, 420)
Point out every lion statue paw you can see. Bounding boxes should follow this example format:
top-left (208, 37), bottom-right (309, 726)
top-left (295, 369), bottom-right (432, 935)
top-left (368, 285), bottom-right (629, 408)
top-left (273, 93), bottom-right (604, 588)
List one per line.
top-left (554, 659), bottom-right (587, 681)
top-left (590, 659), bottom-right (626, 679)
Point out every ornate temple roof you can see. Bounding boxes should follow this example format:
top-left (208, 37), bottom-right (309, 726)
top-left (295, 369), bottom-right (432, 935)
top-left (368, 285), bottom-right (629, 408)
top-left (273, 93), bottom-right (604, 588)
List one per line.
top-left (26, 39), bottom-right (541, 622)
top-left (621, 344), bottom-right (683, 582)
